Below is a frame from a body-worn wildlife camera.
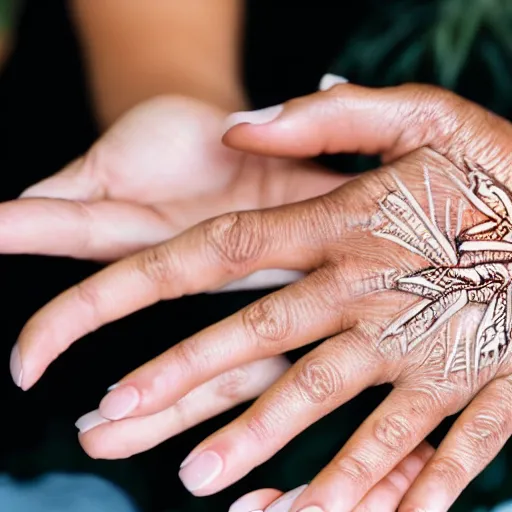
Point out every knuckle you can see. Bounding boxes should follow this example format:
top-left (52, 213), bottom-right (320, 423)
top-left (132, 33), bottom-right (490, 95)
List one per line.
top-left (293, 357), bottom-right (343, 405)
top-left (461, 411), bottom-right (508, 455)
top-left (395, 83), bottom-right (461, 143)
top-left (216, 367), bottom-right (250, 400)
top-left (427, 456), bottom-right (468, 489)
top-left (245, 405), bottom-right (284, 443)
top-left (242, 294), bottom-right (293, 349)
top-left (205, 212), bottom-right (265, 273)
top-left (373, 412), bottom-right (415, 452)
top-left (173, 339), bottom-right (206, 377)
top-left (136, 244), bottom-right (179, 287)
top-left (332, 453), bottom-right (373, 490)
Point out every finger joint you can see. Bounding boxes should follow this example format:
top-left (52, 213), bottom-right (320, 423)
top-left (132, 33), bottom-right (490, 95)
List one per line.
top-left (242, 294), bottom-right (293, 350)
top-left (294, 357), bottom-right (344, 405)
top-left (205, 212), bottom-right (265, 274)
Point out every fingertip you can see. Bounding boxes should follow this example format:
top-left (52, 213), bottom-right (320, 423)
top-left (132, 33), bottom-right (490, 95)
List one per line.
top-left (9, 343), bottom-right (23, 389)
top-left (223, 105), bottom-right (284, 136)
top-left (228, 489), bottom-right (283, 512)
top-left (318, 73), bottom-right (349, 91)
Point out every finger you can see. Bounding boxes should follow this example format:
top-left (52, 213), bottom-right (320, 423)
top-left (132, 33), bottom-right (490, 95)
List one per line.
top-left (229, 488), bottom-right (284, 512)
top-left (353, 441), bottom-right (434, 512)
top-left (76, 356), bottom-right (289, 460)
top-left (290, 386), bottom-right (460, 512)
top-left (95, 263), bottom-right (364, 420)
top-left (235, 443), bottom-right (432, 512)
top-left (14, 203), bottom-right (335, 390)
top-left (0, 198), bottom-right (172, 260)
top-left (399, 378), bottom-right (512, 512)
top-left (176, 327), bottom-right (384, 496)
top-left (223, 83), bottom-right (512, 172)
top-left (20, 157), bottom-right (105, 201)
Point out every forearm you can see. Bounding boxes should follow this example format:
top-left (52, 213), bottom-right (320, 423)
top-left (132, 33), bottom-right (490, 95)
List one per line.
top-left (71, 0), bottom-right (247, 127)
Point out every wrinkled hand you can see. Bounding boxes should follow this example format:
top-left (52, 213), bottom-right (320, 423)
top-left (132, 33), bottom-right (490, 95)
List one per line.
top-left (12, 83), bottom-right (512, 512)
top-left (6, 95), bottom-right (345, 457)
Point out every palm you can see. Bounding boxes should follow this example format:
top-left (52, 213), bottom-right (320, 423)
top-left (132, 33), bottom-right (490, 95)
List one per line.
top-left (13, 96), bottom-right (345, 263)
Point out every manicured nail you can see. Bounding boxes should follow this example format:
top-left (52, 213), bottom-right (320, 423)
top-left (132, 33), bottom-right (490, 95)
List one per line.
top-left (318, 73), bottom-right (349, 91)
top-left (98, 385), bottom-right (139, 420)
top-left (224, 104), bottom-right (284, 133)
top-left (298, 507), bottom-right (324, 512)
top-left (229, 490), bottom-right (271, 512)
top-left (179, 450), bottom-right (224, 492)
top-left (266, 485), bottom-right (308, 512)
top-left (9, 343), bottom-right (23, 388)
top-left (75, 410), bottom-right (110, 434)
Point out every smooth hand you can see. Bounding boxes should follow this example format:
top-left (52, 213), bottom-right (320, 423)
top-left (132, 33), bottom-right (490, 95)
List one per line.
top-left (13, 84), bottom-right (512, 512)
top-left (6, 95), bottom-right (346, 460)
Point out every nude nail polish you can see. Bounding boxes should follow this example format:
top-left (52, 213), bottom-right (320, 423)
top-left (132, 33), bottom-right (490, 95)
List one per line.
top-left (9, 343), bottom-right (23, 388)
top-left (179, 451), bottom-right (223, 492)
top-left (75, 410), bottom-right (110, 434)
top-left (229, 490), bottom-right (271, 512)
top-left (99, 385), bottom-right (140, 420)
top-left (266, 485), bottom-right (308, 512)
top-left (318, 73), bottom-right (349, 91)
top-left (223, 104), bottom-right (284, 133)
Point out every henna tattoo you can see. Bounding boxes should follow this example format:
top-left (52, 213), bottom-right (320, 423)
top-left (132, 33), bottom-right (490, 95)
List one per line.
top-left (373, 168), bottom-right (512, 381)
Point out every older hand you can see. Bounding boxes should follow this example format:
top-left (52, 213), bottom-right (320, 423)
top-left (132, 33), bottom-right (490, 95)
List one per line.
top-left (12, 83), bottom-right (512, 512)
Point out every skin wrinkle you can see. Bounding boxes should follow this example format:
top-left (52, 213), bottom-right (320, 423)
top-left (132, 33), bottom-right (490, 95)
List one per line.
top-left (18, 85), bottom-right (512, 512)
top-left (242, 293), bottom-right (293, 349)
top-left (204, 211), bottom-right (265, 273)
top-left (295, 358), bottom-right (343, 405)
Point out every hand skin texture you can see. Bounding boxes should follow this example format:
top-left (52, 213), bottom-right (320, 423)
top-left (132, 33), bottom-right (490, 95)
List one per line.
top-left (230, 441), bottom-right (433, 512)
top-left (5, 94), bottom-right (346, 452)
top-left (11, 82), bottom-right (512, 512)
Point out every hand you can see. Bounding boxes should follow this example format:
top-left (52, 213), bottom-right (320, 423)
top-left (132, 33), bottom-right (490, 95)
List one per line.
top-left (229, 441), bottom-right (433, 512)
top-left (5, 95), bottom-right (346, 456)
top-left (13, 83), bottom-right (512, 512)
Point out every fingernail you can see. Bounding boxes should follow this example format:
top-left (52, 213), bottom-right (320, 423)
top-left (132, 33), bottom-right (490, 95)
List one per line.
top-left (224, 104), bottom-right (284, 133)
top-left (298, 507), bottom-right (324, 512)
top-left (106, 383), bottom-right (119, 392)
top-left (98, 385), bottom-right (140, 420)
top-left (266, 485), bottom-right (308, 512)
top-left (178, 450), bottom-right (224, 492)
top-left (229, 491), bottom-right (270, 512)
top-left (10, 343), bottom-right (23, 388)
top-left (75, 410), bottom-right (110, 434)
top-left (318, 73), bottom-right (349, 91)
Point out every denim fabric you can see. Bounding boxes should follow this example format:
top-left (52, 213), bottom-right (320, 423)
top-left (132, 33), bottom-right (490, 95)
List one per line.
top-left (0, 473), bottom-right (138, 512)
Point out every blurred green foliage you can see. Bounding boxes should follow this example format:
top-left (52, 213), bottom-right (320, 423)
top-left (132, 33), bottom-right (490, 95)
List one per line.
top-left (332, 0), bottom-right (512, 112)
top-left (0, 0), bottom-right (19, 30)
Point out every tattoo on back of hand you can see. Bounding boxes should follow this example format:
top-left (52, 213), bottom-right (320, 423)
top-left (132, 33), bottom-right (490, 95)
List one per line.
top-left (373, 167), bottom-right (512, 381)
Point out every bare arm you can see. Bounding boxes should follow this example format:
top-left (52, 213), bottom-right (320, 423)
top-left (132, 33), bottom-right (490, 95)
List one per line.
top-left (71, 0), bottom-right (247, 127)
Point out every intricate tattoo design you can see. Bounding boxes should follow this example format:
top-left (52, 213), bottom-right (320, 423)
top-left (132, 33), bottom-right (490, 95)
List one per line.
top-left (373, 167), bottom-right (512, 381)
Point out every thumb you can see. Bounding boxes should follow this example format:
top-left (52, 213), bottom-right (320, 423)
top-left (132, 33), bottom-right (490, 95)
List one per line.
top-left (20, 155), bottom-right (104, 201)
top-left (222, 79), bottom-right (512, 171)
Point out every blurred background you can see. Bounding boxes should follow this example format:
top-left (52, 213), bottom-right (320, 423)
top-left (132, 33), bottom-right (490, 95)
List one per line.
top-left (1, 1), bottom-right (512, 511)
